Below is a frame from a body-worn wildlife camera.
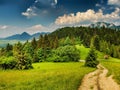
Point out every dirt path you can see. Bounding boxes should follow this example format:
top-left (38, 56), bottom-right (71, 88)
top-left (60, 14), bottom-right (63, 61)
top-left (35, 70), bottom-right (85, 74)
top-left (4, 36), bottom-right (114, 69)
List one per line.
top-left (78, 64), bottom-right (120, 90)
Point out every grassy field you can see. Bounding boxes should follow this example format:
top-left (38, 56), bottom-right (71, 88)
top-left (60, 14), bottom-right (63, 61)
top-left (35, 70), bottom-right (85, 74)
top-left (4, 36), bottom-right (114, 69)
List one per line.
top-left (101, 58), bottom-right (120, 84)
top-left (0, 62), bottom-right (95, 90)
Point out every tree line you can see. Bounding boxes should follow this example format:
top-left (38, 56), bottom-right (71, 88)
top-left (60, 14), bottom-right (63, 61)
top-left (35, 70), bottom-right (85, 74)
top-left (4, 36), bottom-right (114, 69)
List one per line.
top-left (0, 34), bottom-right (80, 70)
top-left (0, 26), bottom-right (120, 69)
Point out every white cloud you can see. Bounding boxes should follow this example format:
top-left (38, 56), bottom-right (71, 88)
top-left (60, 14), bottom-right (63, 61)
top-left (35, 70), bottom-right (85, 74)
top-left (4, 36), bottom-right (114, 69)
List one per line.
top-left (55, 8), bottom-right (120, 25)
top-left (22, 7), bottom-right (37, 18)
top-left (27, 24), bottom-right (49, 34)
top-left (0, 25), bottom-right (8, 30)
top-left (108, 0), bottom-right (120, 6)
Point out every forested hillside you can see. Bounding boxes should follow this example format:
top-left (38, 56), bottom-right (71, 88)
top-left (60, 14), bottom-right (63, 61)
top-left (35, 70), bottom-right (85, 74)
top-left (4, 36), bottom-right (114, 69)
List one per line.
top-left (50, 27), bottom-right (120, 58)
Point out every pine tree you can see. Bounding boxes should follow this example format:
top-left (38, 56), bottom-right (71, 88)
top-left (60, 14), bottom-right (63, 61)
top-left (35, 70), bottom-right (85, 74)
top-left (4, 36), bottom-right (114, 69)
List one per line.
top-left (6, 43), bottom-right (13, 52)
top-left (53, 35), bottom-right (59, 49)
top-left (93, 35), bottom-right (100, 51)
top-left (43, 34), bottom-right (50, 49)
top-left (31, 37), bottom-right (37, 49)
top-left (37, 35), bottom-right (43, 48)
top-left (85, 47), bottom-right (99, 68)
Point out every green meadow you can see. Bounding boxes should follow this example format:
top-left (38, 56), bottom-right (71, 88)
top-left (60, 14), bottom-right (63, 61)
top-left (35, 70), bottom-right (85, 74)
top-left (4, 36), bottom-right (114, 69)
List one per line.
top-left (0, 62), bottom-right (95, 90)
top-left (101, 58), bottom-right (120, 84)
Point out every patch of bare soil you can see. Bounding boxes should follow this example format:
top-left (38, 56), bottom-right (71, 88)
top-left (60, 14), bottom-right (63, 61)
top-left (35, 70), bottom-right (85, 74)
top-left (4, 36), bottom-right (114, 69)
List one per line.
top-left (78, 64), bottom-right (120, 90)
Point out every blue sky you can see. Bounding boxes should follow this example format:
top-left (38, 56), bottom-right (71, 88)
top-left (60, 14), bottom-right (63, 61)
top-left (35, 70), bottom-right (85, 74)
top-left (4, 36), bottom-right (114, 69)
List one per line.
top-left (0, 0), bottom-right (120, 37)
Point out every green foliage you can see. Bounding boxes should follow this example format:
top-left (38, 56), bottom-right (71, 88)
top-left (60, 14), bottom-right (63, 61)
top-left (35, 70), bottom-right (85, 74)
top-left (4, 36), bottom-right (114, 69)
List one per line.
top-left (85, 47), bottom-right (99, 68)
top-left (63, 37), bottom-right (72, 46)
top-left (50, 26), bottom-right (120, 58)
top-left (37, 35), bottom-right (43, 48)
top-left (23, 43), bottom-right (34, 59)
top-left (6, 43), bottom-right (13, 52)
top-left (31, 37), bottom-right (37, 49)
top-left (12, 42), bottom-right (33, 70)
top-left (51, 45), bottom-right (80, 62)
top-left (37, 48), bottom-right (44, 62)
top-left (32, 52), bottom-right (39, 63)
top-left (13, 42), bottom-right (23, 58)
top-left (16, 53), bottom-right (33, 70)
top-left (76, 45), bottom-right (90, 60)
top-left (0, 56), bottom-right (17, 69)
top-left (92, 35), bottom-right (100, 51)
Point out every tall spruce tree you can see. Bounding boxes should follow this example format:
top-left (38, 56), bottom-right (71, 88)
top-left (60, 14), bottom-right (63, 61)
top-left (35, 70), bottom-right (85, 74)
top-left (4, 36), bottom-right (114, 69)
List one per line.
top-left (85, 47), bottom-right (99, 68)
top-left (37, 35), bottom-right (43, 48)
top-left (31, 37), bottom-right (37, 50)
top-left (93, 35), bottom-right (100, 51)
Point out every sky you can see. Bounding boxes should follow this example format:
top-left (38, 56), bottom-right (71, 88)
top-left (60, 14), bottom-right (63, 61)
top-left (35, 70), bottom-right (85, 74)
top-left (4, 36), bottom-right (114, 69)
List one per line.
top-left (0, 0), bottom-right (120, 37)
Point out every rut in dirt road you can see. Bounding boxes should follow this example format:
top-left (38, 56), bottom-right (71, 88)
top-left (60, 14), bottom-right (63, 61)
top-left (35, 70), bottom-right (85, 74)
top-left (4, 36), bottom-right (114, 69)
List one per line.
top-left (78, 64), bottom-right (120, 90)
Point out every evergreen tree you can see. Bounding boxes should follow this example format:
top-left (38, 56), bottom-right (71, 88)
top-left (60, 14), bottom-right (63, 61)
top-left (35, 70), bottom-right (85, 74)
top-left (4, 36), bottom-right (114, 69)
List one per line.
top-left (43, 34), bottom-right (50, 49)
top-left (13, 42), bottom-right (23, 58)
top-left (31, 37), bottom-right (37, 50)
top-left (93, 35), bottom-right (100, 51)
top-left (53, 35), bottom-right (59, 48)
top-left (6, 43), bottom-right (13, 52)
top-left (85, 47), bottom-right (99, 68)
top-left (37, 35), bottom-right (43, 48)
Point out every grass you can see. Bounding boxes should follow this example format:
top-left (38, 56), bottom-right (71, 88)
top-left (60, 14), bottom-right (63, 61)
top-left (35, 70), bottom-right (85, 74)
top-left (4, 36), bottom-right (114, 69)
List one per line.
top-left (101, 57), bottom-right (120, 84)
top-left (76, 45), bottom-right (90, 60)
top-left (76, 45), bottom-right (104, 60)
top-left (0, 62), bottom-right (95, 90)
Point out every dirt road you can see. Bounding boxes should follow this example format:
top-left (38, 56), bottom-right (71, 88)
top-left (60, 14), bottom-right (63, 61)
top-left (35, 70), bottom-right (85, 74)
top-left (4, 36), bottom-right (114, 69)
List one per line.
top-left (78, 64), bottom-right (120, 90)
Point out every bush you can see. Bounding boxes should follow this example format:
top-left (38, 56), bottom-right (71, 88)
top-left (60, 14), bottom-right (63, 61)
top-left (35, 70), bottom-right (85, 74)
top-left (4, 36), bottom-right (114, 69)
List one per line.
top-left (0, 56), bottom-right (17, 69)
top-left (85, 47), bottom-right (99, 68)
top-left (51, 45), bottom-right (80, 62)
top-left (16, 53), bottom-right (33, 70)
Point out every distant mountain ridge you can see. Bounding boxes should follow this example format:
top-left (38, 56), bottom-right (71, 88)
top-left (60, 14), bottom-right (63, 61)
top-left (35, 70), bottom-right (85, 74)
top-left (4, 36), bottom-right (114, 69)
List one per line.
top-left (1, 32), bottom-right (50, 40)
top-left (89, 22), bottom-right (120, 29)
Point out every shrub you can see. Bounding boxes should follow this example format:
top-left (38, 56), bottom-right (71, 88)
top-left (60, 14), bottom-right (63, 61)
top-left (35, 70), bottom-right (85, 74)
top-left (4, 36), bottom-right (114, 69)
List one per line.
top-left (15, 53), bottom-right (33, 70)
top-left (51, 45), bottom-right (80, 62)
top-left (0, 56), bottom-right (17, 69)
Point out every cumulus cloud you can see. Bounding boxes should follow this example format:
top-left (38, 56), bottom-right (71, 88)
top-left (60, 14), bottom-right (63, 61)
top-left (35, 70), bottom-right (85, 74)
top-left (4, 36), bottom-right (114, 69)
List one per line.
top-left (22, 7), bottom-right (37, 18)
top-left (55, 8), bottom-right (120, 25)
top-left (108, 0), bottom-right (120, 6)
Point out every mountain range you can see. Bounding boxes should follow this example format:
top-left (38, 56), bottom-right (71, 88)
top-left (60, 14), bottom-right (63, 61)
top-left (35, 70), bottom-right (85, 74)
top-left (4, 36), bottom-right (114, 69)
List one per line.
top-left (89, 22), bottom-right (120, 29)
top-left (0, 22), bottom-right (120, 41)
top-left (0, 32), bottom-right (49, 41)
